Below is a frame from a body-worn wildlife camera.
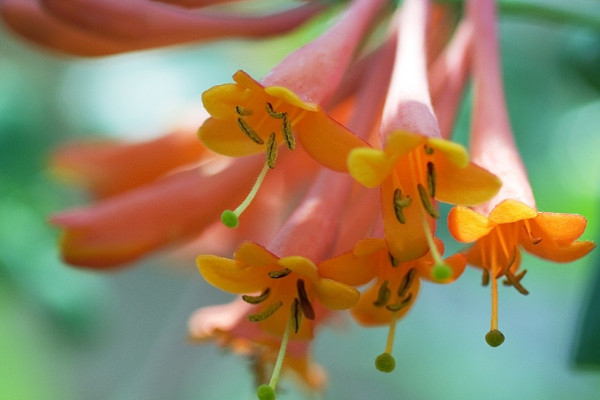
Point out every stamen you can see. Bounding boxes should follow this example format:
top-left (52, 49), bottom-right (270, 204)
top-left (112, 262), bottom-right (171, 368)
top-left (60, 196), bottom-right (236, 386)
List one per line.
top-left (426, 162), bottom-right (436, 198)
top-left (256, 302), bottom-right (295, 400)
top-left (504, 270), bottom-right (529, 295)
top-left (238, 117), bottom-right (264, 144)
top-left (386, 293), bottom-right (413, 312)
top-left (388, 252), bottom-right (399, 267)
top-left (248, 301), bottom-right (283, 322)
top-left (481, 269), bottom-right (490, 286)
top-left (268, 268), bottom-right (292, 279)
top-left (375, 312), bottom-right (398, 373)
top-left (373, 280), bottom-right (391, 307)
top-left (417, 184), bottom-right (439, 219)
top-left (423, 144), bottom-right (434, 155)
top-left (397, 269), bottom-right (416, 298)
top-left (292, 298), bottom-right (302, 333)
top-left (393, 189), bottom-right (412, 224)
top-left (523, 220), bottom-right (542, 244)
top-left (242, 288), bottom-right (271, 304)
top-left (282, 116), bottom-right (295, 150)
top-left (421, 218), bottom-right (452, 282)
top-left (235, 105), bottom-right (253, 116)
top-left (486, 274), bottom-right (505, 347)
top-left (296, 279), bottom-right (315, 320)
top-left (221, 162), bottom-right (270, 228)
top-left (265, 102), bottom-right (286, 119)
top-left (266, 132), bottom-right (278, 169)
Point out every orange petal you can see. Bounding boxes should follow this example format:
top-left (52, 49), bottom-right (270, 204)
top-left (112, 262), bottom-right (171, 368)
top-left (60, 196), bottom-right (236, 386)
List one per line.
top-left (351, 280), bottom-right (419, 326)
top-left (488, 199), bottom-right (538, 223)
top-left (234, 242), bottom-right (279, 267)
top-left (447, 205), bottom-right (494, 243)
top-left (521, 235), bottom-right (595, 264)
top-left (196, 254), bottom-right (267, 294)
top-left (532, 212), bottom-right (590, 244)
top-left (318, 250), bottom-right (377, 286)
top-left (417, 253), bottom-right (466, 283)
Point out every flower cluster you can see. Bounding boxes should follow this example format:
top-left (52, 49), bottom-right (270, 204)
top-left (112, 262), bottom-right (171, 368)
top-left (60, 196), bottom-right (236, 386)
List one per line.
top-left (5, 0), bottom-right (594, 397)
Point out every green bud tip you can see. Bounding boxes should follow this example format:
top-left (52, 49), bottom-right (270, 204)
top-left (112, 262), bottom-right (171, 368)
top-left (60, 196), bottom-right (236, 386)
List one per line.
top-left (221, 210), bottom-right (239, 228)
top-left (257, 384), bottom-right (276, 400)
top-left (375, 352), bottom-right (396, 373)
top-left (485, 329), bottom-right (505, 347)
top-left (433, 263), bottom-right (452, 281)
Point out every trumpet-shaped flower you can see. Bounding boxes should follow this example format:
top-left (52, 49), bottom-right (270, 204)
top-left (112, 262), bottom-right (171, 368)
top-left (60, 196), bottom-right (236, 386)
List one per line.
top-left (347, 0), bottom-right (501, 263)
top-left (447, 0), bottom-right (595, 347)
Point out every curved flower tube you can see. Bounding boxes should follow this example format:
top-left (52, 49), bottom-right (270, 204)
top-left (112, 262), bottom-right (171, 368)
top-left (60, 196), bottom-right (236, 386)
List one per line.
top-left (447, 0), bottom-right (595, 347)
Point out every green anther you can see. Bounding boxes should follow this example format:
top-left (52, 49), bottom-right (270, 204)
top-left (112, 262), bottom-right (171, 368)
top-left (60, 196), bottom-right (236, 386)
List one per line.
top-left (386, 293), bottom-right (413, 312)
top-left (504, 270), bottom-right (529, 295)
top-left (485, 329), bottom-right (505, 347)
top-left (296, 279), bottom-right (315, 320)
top-left (423, 144), bottom-right (434, 155)
top-left (268, 268), bottom-right (292, 279)
top-left (393, 189), bottom-right (412, 224)
top-left (265, 102), bottom-right (286, 119)
top-left (266, 132), bottom-right (277, 169)
top-left (292, 298), bottom-right (302, 334)
top-left (242, 288), bottom-right (271, 304)
top-left (482, 269), bottom-right (490, 286)
top-left (373, 280), bottom-right (391, 307)
top-left (248, 301), bottom-right (283, 322)
top-left (375, 352), bottom-right (396, 373)
top-left (238, 117), bottom-right (264, 144)
top-left (426, 161), bottom-right (436, 198)
top-left (417, 183), bottom-right (439, 219)
top-left (282, 116), bottom-right (295, 150)
top-left (433, 263), bottom-right (452, 281)
top-left (256, 384), bottom-right (276, 400)
top-left (397, 268), bottom-right (416, 298)
top-left (235, 105), bottom-right (253, 116)
top-left (221, 210), bottom-right (239, 228)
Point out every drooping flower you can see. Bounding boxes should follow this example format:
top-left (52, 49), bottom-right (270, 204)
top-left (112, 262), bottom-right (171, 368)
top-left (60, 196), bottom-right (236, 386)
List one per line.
top-left (347, 0), bottom-right (501, 264)
top-left (447, 0), bottom-right (595, 347)
top-left (0, 0), bottom-right (327, 56)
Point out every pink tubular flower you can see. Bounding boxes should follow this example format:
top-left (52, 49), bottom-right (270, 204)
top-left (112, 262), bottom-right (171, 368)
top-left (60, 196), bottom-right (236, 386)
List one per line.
top-left (0, 0), bottom-right (326, 56)
top-left (447, 0), bottom-right (595, 347)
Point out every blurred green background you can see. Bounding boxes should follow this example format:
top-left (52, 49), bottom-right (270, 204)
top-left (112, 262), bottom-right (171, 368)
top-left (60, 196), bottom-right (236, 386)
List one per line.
top-left (1, 2), bottom-right (600, 399)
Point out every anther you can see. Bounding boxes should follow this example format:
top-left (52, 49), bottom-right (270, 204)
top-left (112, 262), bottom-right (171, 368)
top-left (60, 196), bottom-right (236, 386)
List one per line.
top-left (481, 269), bottom-right (490, 286)
top-left (248, 301), bottom-right (283, 322)
top-left (426, 162), bottom-right (436, 198)
top-left (242, 288), bottom-right (271, 304)
top-left (485, 329), bottom-right (505, 347)
top-left (266, 132), bottom-right (277, 169)
top-left (296, 279), bottom-right (315, 320)
top-left (504, 270), bottom-right (529, 295)
top-left (235, 105), bottom-right (253, 116)
top-left (282, 116), bottom-right (295, 150)
top-left (265, 102), bottom-right (286, 119)
top-left (393, 189), bottom-right (412, 224)
top-left (397, 269), bottom-right (416, 298)
top-left (417, 183), bottom-right (439, 219)
top-left (423, 144), bottom-right (434, 155)
top-left (237, 118), bottom-right (264, 144)
top-left (373, 280), bottom-right (391, 307)
top-left (292, 298), bottom-right (302, 333)
top-left (268, 268), bottom-right (292, 279)
top-left (388, 252), bottom-right (399, 267)
top-left (386, 293), bottom-right (413, 312)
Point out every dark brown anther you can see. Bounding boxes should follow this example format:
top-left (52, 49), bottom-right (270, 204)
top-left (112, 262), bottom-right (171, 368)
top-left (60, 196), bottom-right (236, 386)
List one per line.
top-left (426, 162), bottom-right (436, 198)
top-left (235, 105), bottom-right (253, 116)
top-left (268, 268), bottom-right (292, 279)
top-left (393, 189), bottom-right (412, 224)
top-left (296, 279), bottom-right (315, 320)
top-left (266, 132), bottom-right (277, 169)
top-left (397, 268), bottom-right (416, 298)
top-left (388, 252), bottom-right (399, 267)
top-left (237, 117), bottom-right (264, 144)
top-left (282, 116), bottom-right (295, 150)
top-left (481, 268), bottom-right (490, 286)
top-left (523, 225), bottom-right (542, 244)
top-left (424, 145), bottom-right (434, 155)
top-left (385, 293), bottom-right (413, 312)
top-left (417, 184), bottom-right (439, 219)
top-left (242, 288), bottom-right (271, 304)
top-left (247, 301), bottom-right (283, 322)
top-left (373, 280), bottom-right (391, 307)
top-left (504, 270), bottom-right (529, 295)
top-left (265, 102), bottom-right (286, 119)
top-left (292, 298), bottom-right (302, 333)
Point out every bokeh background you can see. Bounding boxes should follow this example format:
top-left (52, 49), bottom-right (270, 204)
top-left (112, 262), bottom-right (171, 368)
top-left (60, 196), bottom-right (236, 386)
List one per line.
top-left (1, 1), bottom-right (599, 399)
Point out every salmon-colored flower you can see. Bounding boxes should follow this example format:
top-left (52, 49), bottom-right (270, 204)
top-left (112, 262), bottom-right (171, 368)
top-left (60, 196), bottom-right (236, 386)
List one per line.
top-left (0, 0), bottom-right (326, 56)
top-left (347, 0), bottom-right (501, 263)
top-left (447, 0), bottom-right (595, 347)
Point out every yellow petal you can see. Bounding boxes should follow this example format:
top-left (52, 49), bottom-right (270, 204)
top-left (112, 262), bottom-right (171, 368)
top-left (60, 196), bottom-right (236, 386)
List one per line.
top-left (384, 130), bottom-right (424, 158)
top-left (313, 279), bottom-right (359, 310)
top-left (318, 249), bottom-right (377, 286)
top-left (447, 206), bottom-right (495, 242)
top-left (198, 118), bottom-right (263, 157)
top-left (427, 137), bottom-right (470, 168)
top-left (488, 199), bottom-right (537, 223)
top-left (277, 255), bottom-right (319, 282)
top-left (234, 241), bottom-right (278, 266)
top-left (347, 147), bottom-right (394, 188)
top-left (201, 82), bottom-right (250, 119)
top-left (196, 255), bottom-right (266, 294)
top-left (264, 85), bottom-right (319, 112)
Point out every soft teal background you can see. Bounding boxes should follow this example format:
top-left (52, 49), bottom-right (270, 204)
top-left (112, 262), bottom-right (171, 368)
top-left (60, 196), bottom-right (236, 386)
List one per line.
top-left (1, 2), bottom-right (599, 399)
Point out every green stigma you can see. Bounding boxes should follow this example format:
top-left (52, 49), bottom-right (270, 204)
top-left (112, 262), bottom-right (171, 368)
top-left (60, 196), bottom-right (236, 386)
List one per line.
top-left (433, 263), bottom-right (452, 281)
top-left (221, 210), bottom-right (239, 228)
top-left (375, 352), bottom-right (396, 373)
top-left (485, 329), bottom-right (505, 347)
top-left (257, 384), bottom-right (276, 400)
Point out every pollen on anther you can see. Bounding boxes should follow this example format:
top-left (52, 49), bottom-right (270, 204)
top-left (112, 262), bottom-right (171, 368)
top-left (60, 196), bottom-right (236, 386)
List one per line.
top-left (373, 280), bottom-right (391, 307)
top-left (248, 301), bottom-right (283, 322)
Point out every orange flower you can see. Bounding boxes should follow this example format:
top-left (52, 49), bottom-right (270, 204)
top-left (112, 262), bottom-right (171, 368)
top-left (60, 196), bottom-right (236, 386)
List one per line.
top-left (347, 0), bottom-right (501, 263)
top-left (447, 0), bottom-right (595, 347)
